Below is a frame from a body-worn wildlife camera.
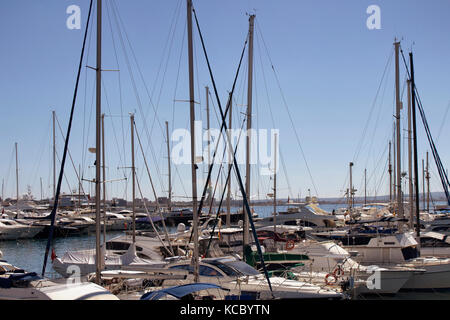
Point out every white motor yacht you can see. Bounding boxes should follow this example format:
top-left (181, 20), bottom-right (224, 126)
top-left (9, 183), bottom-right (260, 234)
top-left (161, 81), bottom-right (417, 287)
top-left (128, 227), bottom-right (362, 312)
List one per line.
top-left (0, 219), bottom-right (44, 240)
top-left (345, 232), bottom-right (450, 290)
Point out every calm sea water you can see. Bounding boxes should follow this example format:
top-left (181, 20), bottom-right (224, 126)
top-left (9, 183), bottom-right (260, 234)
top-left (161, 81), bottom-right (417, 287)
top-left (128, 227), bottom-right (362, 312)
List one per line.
top-left (1, 203), bottom-right (449, 299)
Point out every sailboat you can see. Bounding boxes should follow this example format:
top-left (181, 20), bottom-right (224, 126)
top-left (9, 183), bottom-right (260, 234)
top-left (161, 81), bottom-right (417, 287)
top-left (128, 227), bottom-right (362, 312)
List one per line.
top-left (333, 41), bottom-right (450, 292)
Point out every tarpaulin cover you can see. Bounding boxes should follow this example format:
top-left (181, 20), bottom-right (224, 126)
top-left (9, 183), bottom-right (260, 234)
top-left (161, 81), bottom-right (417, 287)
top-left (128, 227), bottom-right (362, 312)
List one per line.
top-left (140, 283), bottom-right (225, 300)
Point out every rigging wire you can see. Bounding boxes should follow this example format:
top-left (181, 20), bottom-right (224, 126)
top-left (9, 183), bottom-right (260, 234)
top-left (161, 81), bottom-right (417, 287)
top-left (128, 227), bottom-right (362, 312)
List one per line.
top-left (134, 117), bottom-right (175, 255)
top-left (400, 48), bottom-right (450, 205)
top-left (255, 25), bottom-right (293, 199)
top-left (191, 6), bottom-right (273, 294)
top-left (42, 0), bottom-right (94, 277)
top-left (109, 0), bottom-right (166, 194)
top-left (255, 20), bottom-right (319, 197)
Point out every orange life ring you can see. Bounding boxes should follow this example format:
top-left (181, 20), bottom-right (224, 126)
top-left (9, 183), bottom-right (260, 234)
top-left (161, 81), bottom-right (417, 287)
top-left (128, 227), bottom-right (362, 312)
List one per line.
top-left (285, 240), bottom-right (295, 250)
top-left (325, 273), bottom-right (337, 285)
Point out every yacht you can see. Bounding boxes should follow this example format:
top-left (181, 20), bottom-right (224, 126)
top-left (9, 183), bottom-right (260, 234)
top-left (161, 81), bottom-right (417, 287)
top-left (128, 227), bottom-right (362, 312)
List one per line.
top-left (419, 231), bottom-right (450, 257)
top-left (159, 256), bottom-right (345, 300)
top-left (0, 219), bottom-right (44, 240)
top-left (104, 212), bottom-right (132, 231)
top-left (52, 243), bottom-right (167, 277)
top-left (254, 204), bottom-right (338, 230)
top-left (344, 232), bottom-right (450, 290)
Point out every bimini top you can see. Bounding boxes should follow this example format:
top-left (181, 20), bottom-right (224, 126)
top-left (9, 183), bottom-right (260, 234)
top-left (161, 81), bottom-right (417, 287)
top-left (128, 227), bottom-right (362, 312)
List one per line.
top-left (140, 283), bottom-right (226, 300)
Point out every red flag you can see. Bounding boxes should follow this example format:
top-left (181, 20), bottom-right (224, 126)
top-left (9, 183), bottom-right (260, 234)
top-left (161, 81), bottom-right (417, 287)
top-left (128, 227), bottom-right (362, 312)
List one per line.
top-left (51, 248), bottom-right (57, 262)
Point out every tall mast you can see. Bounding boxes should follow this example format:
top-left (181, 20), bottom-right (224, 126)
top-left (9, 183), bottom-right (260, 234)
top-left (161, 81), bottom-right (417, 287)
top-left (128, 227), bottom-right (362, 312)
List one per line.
top-left (2, 178), bottom-right (4, 203)
top-left (130, 113), bottom-right (136, 243)
top-left (394, 40), bottom-right (404, 218)
top-left (226, 92), bottom-right (232, 228)
top-left (389, 141), bottom-right (392, 203)
top-left (53, 110), bottom-right (56, 200)
top-left (101, 113), bottom-right (107, 244)
top-left (364, 168), bottom-right (367, 206)
top-left (15, 143), bottom-right (19, 203)
top-left (206, 86), bottom-right (212, 200)
top-left (165, 121), bottom-right (172, 211)
top-left (273, 133), bottom-right (278, 233)
top-left (393, 124), bottom-right (397, 203)
top-left (348, 162), bottom-right (354, 214)
top-left (422, 159), bottom-right (425, 211)
top-left (407, 80), bottom-right (414, 229)
top-left (426, 151), bottom-right (430, 213)
top-left (186, 0), bottom-right (199, 283)
top-left (40, 177), bottom-right (43, 201)
top-left (94, 0), bottom-right (102, 284)
top-left (78, 164), bottom-right (82, 209)
top-left (244, 14), bottom-right (255, 248)
top-left (410, 52), bottom-right (421, 238)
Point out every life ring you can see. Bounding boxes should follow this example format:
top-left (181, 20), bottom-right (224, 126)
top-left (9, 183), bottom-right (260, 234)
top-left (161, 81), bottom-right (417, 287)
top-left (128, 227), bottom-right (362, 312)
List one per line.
top-left (333, 265), bottom-right (344, 277)
top-left (325, 273), bottom-right (338, 285)
top-left (285, 240), bottom-right (295, 250)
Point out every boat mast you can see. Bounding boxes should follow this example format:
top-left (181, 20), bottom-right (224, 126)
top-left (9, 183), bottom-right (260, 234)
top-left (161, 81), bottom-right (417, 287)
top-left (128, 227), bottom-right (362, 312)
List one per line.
top-left (410, 51), bottom-right (421, 238)
top-left (206, 86), bottom-right (212, 205)
top-left (130, 113), bottom-right (136, 243)
top-left (426, 151), bottom-right (430, 213)
top-left (273, 133), bottom-right (278, 233)
top-left (348, 162), bottom-right (354, 215)
top-left (186, 0), bottom-right (199, 282)
top-left (407, 79), bottom-right (414, 229)
top-left (78, 164), bottom-right (82, 210)
top-left (165, 121), bottom-right (172, 212)
top-left (94, 0), bottom-right (102, 285)
top-left (389, 141), bottom-right (392, 203)
top-left (364, 168), bottom-right (367, 206)
top-left (53, 110), bottom-right (56, 200)
top-left (422, 159), bottom-right (425, 210)
top-left (393, 123), bottom-right (397, 205)
top-left (15, 142), bottom-right (19, 204)
top-left (394, 40), bottom-right (404, 219)
top-left (226, 92), bottom-right (232, 228)
top-left (101, 113), bottom-right (107, 244)
top-left (244, 14), bottom-right (255, 248)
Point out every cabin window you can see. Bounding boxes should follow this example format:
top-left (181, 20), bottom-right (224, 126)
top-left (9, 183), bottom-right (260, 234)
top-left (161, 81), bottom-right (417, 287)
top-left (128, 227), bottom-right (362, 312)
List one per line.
top-left (421, 237), bottom-right (450, 247)
top-left (298, 221), bottom-right (317, 227)
top-left (208, 261), bottom-right (240, 277)
top-left (401, 246), bottom-right (419, 261)
top-left (106, 242), bottom-right (130, 251)
top-left (199, 265), bottom-right (222, 277)
top-left (169, 264), bottom-right (193, 273)
top-left (432, 226), bottom-right (450, 232)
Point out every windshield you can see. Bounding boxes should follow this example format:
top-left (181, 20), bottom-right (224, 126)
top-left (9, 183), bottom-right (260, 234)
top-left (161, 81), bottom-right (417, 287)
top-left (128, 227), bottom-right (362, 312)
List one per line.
top-left (226, 261), bottom-right (260, 276)
top-left (210, 260), bottom-right (260, 277)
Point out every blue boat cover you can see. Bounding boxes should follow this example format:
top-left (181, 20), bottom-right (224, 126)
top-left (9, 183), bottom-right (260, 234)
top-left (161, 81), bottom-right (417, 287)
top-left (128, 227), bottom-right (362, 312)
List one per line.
top-left (140, 283), bottom-right (225, 300)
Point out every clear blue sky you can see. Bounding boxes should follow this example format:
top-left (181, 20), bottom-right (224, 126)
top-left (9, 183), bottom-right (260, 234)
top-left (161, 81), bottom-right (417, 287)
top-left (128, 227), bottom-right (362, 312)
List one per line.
top-left (1, 0), bottom-right (449, 202)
